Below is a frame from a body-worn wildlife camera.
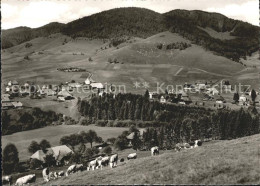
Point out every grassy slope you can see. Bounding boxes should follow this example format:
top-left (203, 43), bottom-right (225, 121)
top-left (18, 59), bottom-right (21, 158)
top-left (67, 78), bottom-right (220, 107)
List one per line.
top-left (2, 125), bottom-right (127, 161)
top-left (51, 134), bottom-right (260, 185)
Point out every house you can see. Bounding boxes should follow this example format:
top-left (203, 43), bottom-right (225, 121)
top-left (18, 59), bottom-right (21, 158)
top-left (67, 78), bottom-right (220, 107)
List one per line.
top-left (239, 94), bottom-right (247, 102)
top-left (8, 80), bottom-right (19, 86)
top-left (30, 145), bottom-right (74, 165)
top-left (206, 88), bottom-right (219, 96)
top-left (57, 90), bottom-right (73, 100)
top-left (85, 78), bottom-right (91, 85)
top-left (149, 92), bottom-right (159, 99)
top-left (90, 82), bottom-right (104, 89)
top-left (216, 96), bottom-right (225, 104)
top-left (127, 128), bottom-right (147, 145)
top-left (68, 83), bottom-right (81, 88)
top-left (160, 96), bottom-right (166, 103)
top-left (12, 101), bottom-right (23, 108)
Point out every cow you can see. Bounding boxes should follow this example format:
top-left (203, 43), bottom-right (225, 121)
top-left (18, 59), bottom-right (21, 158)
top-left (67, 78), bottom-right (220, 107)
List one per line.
top-left (127, 153), bottom-right (137, 160)
top-left (53, 172), bottom-right (58, 179)
top-left (87, 159), bottom-right (98, 171)
top-left (97, 156), bottom-right (110, 170)
top-left (49, 172), bottom-right (56, 180)
top-left (194, 140), bottom-right (202, 147)
top-left (175, 143), bottom-right (182, 151)
top-left (183, 143), bottom-right (191, 149)
top-left (42, 168), bottom-right (50, 182)
top-left (75, 164), bottom-right (84, 171)
top-left (65, 164), bottom-right (77, 176)
top-left (58, 171), bottom-right (65, 177)
top-left (15, 174), bottom-right (36, 186)
top-left (2, 175), bottom-right (12, 185)
top-left (109, 154), bottom-right (118, 168)
top-left (151, 146), bottom-right (159, 156)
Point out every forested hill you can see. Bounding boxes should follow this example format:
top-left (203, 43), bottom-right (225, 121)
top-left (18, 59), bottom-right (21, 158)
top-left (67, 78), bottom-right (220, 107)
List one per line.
top-left (2, 22), bottom-right (65, 48)
top-left (2, 7), bottom-right (259, 61)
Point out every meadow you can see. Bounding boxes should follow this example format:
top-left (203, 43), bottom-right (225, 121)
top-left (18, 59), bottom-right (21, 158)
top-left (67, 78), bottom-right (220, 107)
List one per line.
top-left (2, 124), bottom-right (127, 161)
top-left (50, 134), bottom-right (260, 185)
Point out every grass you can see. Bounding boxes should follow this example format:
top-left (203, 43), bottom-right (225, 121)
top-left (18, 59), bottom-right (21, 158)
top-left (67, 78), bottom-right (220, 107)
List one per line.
top-left (49, 134), bottom-right (260, 184)
top-left (2, 125), bottom-right (127, 161)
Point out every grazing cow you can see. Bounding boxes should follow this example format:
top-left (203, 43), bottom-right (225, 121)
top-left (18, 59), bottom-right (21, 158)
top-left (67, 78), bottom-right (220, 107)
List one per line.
top-left (194, 140), bottom-right (202, 147)
top-left (151, 146), bottom-right (159, 156)
top-left (2, 175), bottom-right (12, 185)
top-left (58, 171), bottom-right (65, 177)
top-left (183, 143), bottom-right (191, 149)
top-left (127, 153), bottom-right (137, 160)
top-left (15, 174), bottom-right (36, 186)
top-left (97, 156), bottom-right (110, 170)
top-left (49, 172), bottom-right (56, 180)
top-left (75, 164), bottom-right (84, 171)
top-left (42, 168), bottom-right (50, 182)
top-left (53, 172), bottom-right (58, 179)
top-left (109, 154), bottom-right (118, 168)
top-left (120, 158), bottom-right (124, 162)
top-left (87, 159), bottom-right (98, 171)
top-left (66, 165), bottom-right (77, 176)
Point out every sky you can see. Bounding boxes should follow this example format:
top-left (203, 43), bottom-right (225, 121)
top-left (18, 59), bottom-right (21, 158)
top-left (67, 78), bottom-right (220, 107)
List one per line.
top-left (1, 0), bottom-right (259, 29)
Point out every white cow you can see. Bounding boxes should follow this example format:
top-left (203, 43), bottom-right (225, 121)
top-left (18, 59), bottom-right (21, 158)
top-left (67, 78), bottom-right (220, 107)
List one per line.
top-left (151, 146), bottom-right (159, 156)
top-left (2, 175), bottom-right (12, 185)
top-left (42, 168), bottom-right (50, 182)
top-left (58, 171), bottom-right (64, 177)
top-left (194, 140), bottom-right (202, 147)
top-left (65, 165), bottom-right (76, 176)
top-left (127, 153), bottom-right (137, 160)
top-left (109, 154), bottom-right (118, 168)
top-left (97, 156), bottom-right (110, 170)
top-left (15, 174), bottom-right (36, 186)
top-left (75, 164), bottom-right (84, 171)
top-left (87, 159), bottom-right (98, 171)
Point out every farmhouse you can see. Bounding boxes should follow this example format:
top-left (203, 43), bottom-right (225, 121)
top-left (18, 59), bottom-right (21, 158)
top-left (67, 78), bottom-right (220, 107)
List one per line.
top-left (149, 92), bottom-right (159, 99)
top-left (8, 80), bottom-right (19, 86)
top-left (160, 96), bottom-right (166, 103)
top-left (46, 89), bottom-right (57, 96)
top-left (30, 145), bottom-right (74, 165)
top-left (91, 82), bottom-right (104, 90)
top-left (57, 90), bottom-right (73, 100)
top-left (127, 128), bottom-right (147, 145)
top-left (12, 101), bottom-right (23, 108)
top-left (180, 93), bottom-right (192, 104)
top-left (206, 87), bottom-right (219, 96)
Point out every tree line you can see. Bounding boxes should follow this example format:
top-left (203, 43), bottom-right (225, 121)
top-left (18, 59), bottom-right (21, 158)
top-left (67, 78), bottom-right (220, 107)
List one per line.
top-left (77, 92), bottom-right (259, 141)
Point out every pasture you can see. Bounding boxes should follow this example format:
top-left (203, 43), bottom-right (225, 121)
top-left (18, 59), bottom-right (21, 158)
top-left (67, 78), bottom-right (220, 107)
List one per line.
top-left (2, 31), bottom-right (257, 95)
top-left (2, 125), bottom-right (127, 161)
top-left (49, 134), bottom-right (260, 184)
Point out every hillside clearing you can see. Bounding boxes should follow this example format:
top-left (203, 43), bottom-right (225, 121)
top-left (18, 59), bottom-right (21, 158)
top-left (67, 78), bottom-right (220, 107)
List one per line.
top-left (2, 125), bottom-right (127, 161)
top-left (51, 134), bottom-right (260, 184)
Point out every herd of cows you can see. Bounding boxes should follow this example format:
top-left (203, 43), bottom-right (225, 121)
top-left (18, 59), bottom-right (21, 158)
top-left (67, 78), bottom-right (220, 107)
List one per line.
top-left (2, 140), bottom-right (202, 185)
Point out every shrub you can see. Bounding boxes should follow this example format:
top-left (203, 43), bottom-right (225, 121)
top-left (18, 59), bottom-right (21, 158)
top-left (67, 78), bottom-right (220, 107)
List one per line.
top-left (102, 146), bottom-right (112, 155)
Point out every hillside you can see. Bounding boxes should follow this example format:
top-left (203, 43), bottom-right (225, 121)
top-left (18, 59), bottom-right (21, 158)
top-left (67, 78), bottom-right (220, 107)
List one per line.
top-left (2, 8), bottom-right (259, 61)
top-left (50, 134), bottom-right (260, 184)
top-left (1, 22), bottom-right (65, 49)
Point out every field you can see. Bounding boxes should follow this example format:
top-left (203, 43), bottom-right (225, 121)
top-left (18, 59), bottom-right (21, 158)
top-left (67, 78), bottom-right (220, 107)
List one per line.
top-left (2, 125), bottom-right (128, 161)
top-left (48, 134), bottom-right (260, 185)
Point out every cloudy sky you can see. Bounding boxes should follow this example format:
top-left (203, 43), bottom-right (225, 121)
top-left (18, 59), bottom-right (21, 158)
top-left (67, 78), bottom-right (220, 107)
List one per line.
top-left (2, 0), bottom-right (259, 29)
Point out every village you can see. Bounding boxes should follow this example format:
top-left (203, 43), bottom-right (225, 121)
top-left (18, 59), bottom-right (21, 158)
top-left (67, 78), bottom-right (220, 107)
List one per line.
top-left (2, 76), bottom-right (259, 112)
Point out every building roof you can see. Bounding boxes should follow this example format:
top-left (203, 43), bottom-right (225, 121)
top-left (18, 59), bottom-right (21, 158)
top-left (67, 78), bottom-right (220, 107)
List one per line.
top-left (58, 90), bottom-right (73, 97)
top-left (91, 82), bottom-right (104, 89)
top-left (12, 101), bottom-right (23, 107)
top-left (30, 145), bottom-right (73, 162)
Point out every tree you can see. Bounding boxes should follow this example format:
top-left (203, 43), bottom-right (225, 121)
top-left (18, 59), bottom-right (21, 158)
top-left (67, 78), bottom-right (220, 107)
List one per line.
top-left (129, 125), bottom-right (139, 133)
top-left (81, 130), bottom-right (103, 148)
top-left (251, 89), bottom-right (257, 102)
top-left (144, 89), bottom-right (149, 100)
top-left (233, 92), bottom-right (239, 103)
top-left (114, 136), bottom-right (128, 150)
top-left (132, 131), bottom-right (142, 151)
top-left (39, 139), bottom-right (51, 151)
top-left (106, 137), bottom-right (116, 145)
top-left (102, 146), bottom-right (112, 155)
top-left (69, 152), bottom-right (82, 164)
top-left (88, 57), bottom-right (93, 62)
top-left (3, 143), bottom-right (19, 174)
top-left (44, 154), bottom-right (56, 167)
top-left (28, 141), bottom-right (41, 154)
